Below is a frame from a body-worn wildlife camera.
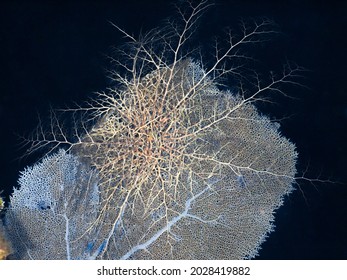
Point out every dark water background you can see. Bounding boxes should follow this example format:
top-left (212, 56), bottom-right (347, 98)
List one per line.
top-left (0, 0), bottom-right (346, 259)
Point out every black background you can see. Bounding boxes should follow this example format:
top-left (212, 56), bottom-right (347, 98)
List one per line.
top-left (0, 0), bottom-right (346, 259)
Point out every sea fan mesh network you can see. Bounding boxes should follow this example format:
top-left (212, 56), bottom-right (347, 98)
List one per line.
top-left (3, 1), bottom-right (300, 259)
top-left (74, 59), bottom-right (297, 259)
top-left (5, 150), bottom-right (103, 259)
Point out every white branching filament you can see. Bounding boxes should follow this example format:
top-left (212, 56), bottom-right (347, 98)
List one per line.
top-left (23, 1), bottom-right (304, 259)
